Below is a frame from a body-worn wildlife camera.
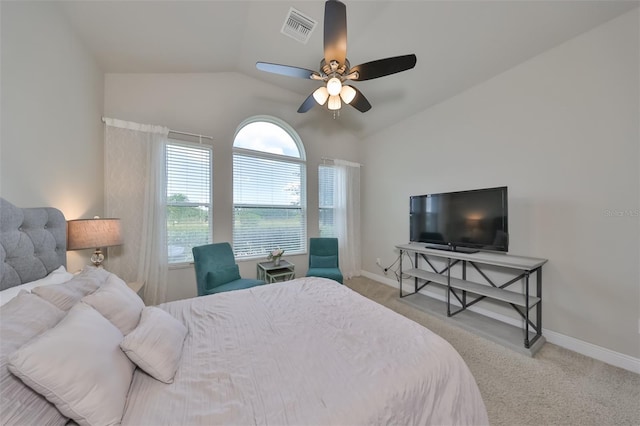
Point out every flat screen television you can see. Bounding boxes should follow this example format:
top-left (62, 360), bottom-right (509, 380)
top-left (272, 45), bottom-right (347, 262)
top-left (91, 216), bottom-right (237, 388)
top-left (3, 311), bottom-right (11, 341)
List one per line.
top-left (409, 186), bottom-right (508, 253)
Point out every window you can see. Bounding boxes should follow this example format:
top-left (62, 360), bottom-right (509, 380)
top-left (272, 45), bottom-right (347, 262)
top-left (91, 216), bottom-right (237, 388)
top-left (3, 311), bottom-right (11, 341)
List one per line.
top-left (319, 165), bottom-right (336, 237)
top-left (166, 141), bottom-right (212, 264)
top-left (233, 116), bottom-right (306, 259)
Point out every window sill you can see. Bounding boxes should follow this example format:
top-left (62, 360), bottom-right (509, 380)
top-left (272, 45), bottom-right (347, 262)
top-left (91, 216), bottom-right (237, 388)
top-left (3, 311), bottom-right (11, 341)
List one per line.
top-left (169, 262), bottom-right (194, 270)
top-left (236, 252), bottom-right (307, 262)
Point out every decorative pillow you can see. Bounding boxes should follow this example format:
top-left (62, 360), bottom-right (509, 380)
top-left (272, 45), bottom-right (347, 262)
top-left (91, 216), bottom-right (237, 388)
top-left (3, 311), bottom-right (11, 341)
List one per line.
top-left (0, 291), bottom-right (68, 426)
top-left (121, 306), bottom-right (188, 384)
top-left (7, 303), bottom-right (135, 426)
top-left (311, 254), bottom-right (337, 268)
top-left (0, 265), bottom-right (74, 306)
top-left (82, 274), bottom-right (145, 335)
top-left (31, 266), bottom-right (111, 311)
top-left (205, 264), bottom-right (241, 289)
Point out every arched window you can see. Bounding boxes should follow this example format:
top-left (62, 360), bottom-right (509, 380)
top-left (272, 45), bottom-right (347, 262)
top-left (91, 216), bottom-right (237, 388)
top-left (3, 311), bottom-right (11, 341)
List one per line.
top-left (232, 116), bottom-right (306, 259)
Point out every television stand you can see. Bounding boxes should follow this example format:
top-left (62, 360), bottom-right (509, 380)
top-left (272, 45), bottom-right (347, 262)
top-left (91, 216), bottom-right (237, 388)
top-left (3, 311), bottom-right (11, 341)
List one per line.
top-left (425, 244), bottom-right (479, 254)
top-left (452, 246), bottom-right (479, 254)
top-left (396, 243), bottom-right (547, 352)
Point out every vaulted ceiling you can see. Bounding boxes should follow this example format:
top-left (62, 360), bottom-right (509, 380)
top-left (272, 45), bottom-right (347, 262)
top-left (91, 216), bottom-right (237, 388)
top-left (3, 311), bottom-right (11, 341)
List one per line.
top-left (57, 1), bottom-right (638, 137)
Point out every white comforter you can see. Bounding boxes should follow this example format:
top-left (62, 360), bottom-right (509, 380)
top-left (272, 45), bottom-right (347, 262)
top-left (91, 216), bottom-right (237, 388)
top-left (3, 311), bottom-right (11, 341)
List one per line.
top-left (121, 277), bottom-right (488, 425)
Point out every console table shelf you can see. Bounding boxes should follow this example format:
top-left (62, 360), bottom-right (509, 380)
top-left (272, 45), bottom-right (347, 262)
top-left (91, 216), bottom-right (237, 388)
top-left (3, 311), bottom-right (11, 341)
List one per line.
top-left (397, 243), bottom-right (547, 351)
top-left (403, 268), bottom-right (541, 307)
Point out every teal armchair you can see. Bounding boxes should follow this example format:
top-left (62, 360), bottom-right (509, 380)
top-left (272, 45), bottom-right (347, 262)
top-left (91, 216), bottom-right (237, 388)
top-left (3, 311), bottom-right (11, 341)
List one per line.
top-left (192, 243), bottom-right (265, 296)
top-left (306, 238), bottom-right (343, 284)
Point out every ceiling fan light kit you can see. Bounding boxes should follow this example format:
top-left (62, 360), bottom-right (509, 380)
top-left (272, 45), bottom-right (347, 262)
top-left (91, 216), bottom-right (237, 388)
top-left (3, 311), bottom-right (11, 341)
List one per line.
top-left (257, 0), bottom-right (417, 115)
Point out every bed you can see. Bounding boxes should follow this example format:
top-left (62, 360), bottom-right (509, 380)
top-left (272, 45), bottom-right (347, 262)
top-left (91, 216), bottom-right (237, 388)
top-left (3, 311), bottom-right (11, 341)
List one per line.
top-left (0, 197), bottom-right (489, 426)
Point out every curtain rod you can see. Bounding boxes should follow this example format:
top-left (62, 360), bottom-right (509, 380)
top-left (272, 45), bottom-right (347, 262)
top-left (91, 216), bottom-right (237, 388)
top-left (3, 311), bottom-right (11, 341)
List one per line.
top-left (321, 157), bottom-right (363, 167)
top-left (101, 117), bottom-right (213, 141)
top-left (168, 129), bottom-right (214, 141)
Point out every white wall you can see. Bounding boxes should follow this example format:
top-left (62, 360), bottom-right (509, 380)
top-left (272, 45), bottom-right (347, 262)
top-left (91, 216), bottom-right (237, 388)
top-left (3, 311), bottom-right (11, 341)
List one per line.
top-left (361, 10), bottom-right (639, 358)
top-left (104, 73), bottom-right (360, 301)
top-left (0, 2), bottom-right (105, 272)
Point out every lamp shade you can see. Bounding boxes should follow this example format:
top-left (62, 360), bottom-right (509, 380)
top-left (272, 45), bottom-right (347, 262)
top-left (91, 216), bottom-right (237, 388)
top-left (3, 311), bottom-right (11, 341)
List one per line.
top-left (328, 95), bottom-right (341, 111)
top-left (326, 77), bottom-right (342, 96)
top-left (339, 85), bottom-right (356, 104)
top-left (67, 218), bottom-right (123, 250)
top-left (313, 86), bottom-right (330, 105)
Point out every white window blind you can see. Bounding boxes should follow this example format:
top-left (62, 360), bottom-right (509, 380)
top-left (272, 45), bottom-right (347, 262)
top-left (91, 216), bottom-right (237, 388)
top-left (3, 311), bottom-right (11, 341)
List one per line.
top-left (319, 165), bottom-right (336, 237)
top-left (233, 153), bottom-right (306, 258)
top-left (232, 117), bottom-right (306, 259)
top-left (166, 141), bottom-right (212, 264)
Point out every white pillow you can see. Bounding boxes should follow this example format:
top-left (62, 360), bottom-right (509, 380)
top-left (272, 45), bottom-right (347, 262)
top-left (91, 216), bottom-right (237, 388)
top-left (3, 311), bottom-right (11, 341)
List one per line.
top-left (0, 265), bottom-right (73, 306)
top-left (0, 291), bottom-right (68, 426)
top-left (7, 303), bottom-right (135, 426)
top-left (31, 267), bottom-right (107, 311)
top-left (82, 274), bottom-right (145, 335)
top-left (121, 306), bottom-right (188, 384)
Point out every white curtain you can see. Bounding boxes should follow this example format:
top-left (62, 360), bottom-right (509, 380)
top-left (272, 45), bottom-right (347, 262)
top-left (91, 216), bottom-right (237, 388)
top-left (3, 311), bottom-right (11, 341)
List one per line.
top-left (333, 159), bottom-right (361, 279)
top-left (104, 118), bottom-right (169, 305)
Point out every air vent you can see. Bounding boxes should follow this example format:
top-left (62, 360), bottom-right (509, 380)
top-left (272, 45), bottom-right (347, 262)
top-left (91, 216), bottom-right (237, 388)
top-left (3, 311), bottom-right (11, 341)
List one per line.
top-left (281, 7), bottom-right (317, 44)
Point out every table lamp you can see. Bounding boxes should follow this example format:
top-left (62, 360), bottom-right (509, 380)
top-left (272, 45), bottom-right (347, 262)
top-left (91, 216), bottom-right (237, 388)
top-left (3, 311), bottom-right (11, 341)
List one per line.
top-left (67, 217), bottom-right (123, 267)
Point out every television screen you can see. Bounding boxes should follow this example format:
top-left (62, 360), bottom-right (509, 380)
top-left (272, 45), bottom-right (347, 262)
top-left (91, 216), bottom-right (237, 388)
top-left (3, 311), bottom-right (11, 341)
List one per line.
top-left (410, 186), bottom-right (508, 252)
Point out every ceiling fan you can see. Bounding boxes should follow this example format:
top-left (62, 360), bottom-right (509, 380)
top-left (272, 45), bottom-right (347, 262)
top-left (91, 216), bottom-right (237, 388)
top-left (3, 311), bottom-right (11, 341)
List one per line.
top-left (256, 0), bottom-right (417, 114)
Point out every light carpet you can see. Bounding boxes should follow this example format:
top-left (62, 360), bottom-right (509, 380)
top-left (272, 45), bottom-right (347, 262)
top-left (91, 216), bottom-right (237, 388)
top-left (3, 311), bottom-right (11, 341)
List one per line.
top-left (346, 276), bottom-right (640, 426)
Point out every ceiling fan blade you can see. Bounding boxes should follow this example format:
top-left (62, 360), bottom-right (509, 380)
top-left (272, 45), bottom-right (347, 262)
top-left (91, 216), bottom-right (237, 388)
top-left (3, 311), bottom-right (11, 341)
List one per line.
top-left (256, 62), bottom-right (319, 79)
top-left (323, 0), bottom-right (347, 66)
top-left (297, 94), bottom-right (317, 113)
top-left (350, 54), bottom-right (417, 81)
top-left (349, 86), bottom-right (372, 113)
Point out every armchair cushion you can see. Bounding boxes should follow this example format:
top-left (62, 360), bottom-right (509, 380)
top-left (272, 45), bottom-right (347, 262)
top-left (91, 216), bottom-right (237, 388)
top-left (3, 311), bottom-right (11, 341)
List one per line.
top-left (310, 255), bottom-right (338, 268)
top-left (205, 265), bottom-right (241, 290)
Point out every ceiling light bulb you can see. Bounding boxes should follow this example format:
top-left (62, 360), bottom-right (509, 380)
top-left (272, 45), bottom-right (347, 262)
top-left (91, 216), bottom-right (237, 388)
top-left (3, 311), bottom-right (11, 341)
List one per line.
top-left (326, 77), bottom-right (342, 96)
top-left (313, 86), bottom-right (329, 105)
top-left (339, 85), bottom-right (356, 104)
top-left (328, 95), bottom-right (341, 111)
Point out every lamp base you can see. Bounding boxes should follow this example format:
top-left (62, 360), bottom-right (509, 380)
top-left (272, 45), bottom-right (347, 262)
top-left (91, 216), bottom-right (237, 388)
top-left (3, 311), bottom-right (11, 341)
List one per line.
top-left (91, 248), bottom-right (105, 268)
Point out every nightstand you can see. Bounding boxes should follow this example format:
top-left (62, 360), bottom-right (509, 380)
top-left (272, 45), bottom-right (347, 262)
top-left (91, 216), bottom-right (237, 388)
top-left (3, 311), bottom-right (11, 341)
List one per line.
top-left (257, 260), bottom-right (295, 283)
top-left (127, 281), bottom-right (145, 296)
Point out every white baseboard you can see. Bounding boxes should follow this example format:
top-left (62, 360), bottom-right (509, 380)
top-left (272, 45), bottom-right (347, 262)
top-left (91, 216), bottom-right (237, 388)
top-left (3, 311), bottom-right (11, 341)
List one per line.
top-left (360, 270), bottom-right (640, 375)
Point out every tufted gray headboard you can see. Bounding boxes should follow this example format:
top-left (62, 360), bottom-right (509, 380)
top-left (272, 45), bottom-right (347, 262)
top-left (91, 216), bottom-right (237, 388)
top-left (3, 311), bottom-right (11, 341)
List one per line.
top-left (0, 198), bottom-right (67, 290)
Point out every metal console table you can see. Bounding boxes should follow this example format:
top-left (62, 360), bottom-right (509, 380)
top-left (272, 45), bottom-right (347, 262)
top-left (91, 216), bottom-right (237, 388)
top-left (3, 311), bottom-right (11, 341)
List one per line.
top-left (396, 243), bottom-right (547, 350)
